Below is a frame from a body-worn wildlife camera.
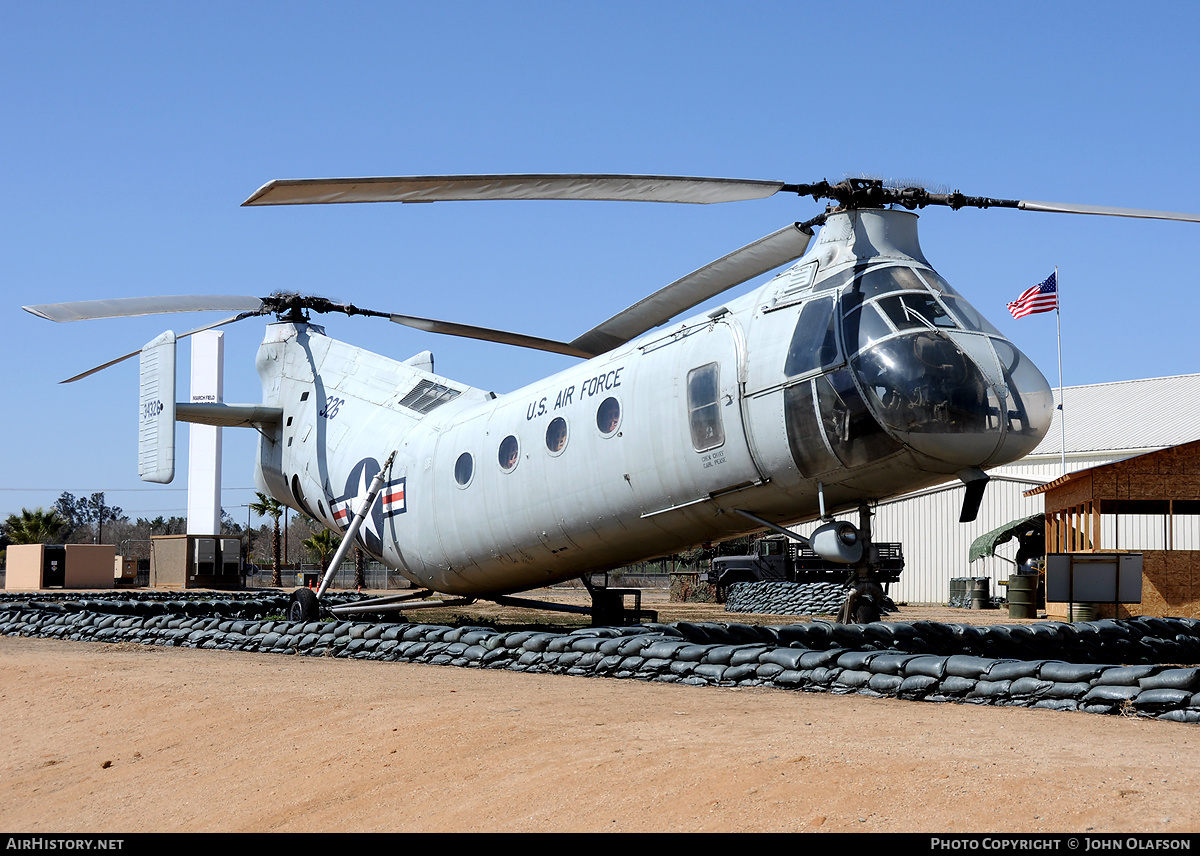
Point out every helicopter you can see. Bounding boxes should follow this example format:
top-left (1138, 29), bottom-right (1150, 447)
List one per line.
top-left (24, 174), bottom-right (1200, 624)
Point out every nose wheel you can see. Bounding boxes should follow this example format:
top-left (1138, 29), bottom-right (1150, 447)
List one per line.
top-left (836, 500), bottom-right (886, 624)
top-left (288, 588), bottom-right (320, 622)
top-left (838, 579), bottom-right (884, 624)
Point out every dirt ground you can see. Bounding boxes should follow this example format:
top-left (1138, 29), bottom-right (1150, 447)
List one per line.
top-left (0, 593), bottom-right (1196, 833)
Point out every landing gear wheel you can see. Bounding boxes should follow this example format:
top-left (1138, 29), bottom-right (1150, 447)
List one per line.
top-left (838, 580), bottom-right (885, 625)
top-left (289, 588), bottom-right (320, 622)
top-left (853, 597), bottom-right (882, 624)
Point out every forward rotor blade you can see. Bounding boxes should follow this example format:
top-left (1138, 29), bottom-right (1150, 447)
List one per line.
top-left (1017, 200), bottom-right (1200, 223)
top-left (24, 295), bottom-right (265, 323)
top-left (60, 312), bottom-right (257, 383)
top-left (243, 174), bottom-right (785, 206)
top-left (570, 222), bottom-right (814, 357)
top-left (387, 313), bottom-right (590, 359)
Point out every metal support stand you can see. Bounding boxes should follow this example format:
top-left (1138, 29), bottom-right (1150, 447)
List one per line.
top-left (316, 451), bottom-right (395, 600)
top-left (329, 590), bottom-right (477, 616)
top-left (579, 574), bottom-right (657, 626)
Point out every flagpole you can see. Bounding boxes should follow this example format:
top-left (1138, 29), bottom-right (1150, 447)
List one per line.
top-left (1055, 265), bottom-right (1065, 476)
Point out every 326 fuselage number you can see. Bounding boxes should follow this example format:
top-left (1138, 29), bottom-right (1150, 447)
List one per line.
top-left (319, 396), bottom-right (345, 419)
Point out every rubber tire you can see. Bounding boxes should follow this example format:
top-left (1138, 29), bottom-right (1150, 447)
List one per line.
top-left (288, 588), bottom-right (320, 622)
top-left (853, 597), bottom-right (881, 625)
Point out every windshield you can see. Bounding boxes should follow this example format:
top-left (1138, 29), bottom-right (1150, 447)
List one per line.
top-left (782, 263), bottom-right (1050, 473)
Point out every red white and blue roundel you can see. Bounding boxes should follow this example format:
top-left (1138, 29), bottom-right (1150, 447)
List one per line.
top-left (381, 479), bottom-right (406, 516)
top-left (330, 458), bottom-right (407, 557)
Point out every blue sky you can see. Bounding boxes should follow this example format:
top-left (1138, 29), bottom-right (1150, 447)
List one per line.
top-left (3, 1), bottom-right (1199, 526)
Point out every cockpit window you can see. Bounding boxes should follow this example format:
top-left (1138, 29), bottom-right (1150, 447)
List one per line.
top-left (875, 293), bottom-right (958, 332)
top-left (915, 268), bottom-right (962, 298)
top-left (784, 380), bottom-right (840, 477)
top-left (851, 334), bottom-right (997, 436)
top-left (855, 266), bottom-right (929, 301)
top-left (811, 267), bottom-right (857, 293)
top-left (815, 368), bottom-right (901, 469)
top-left (842, 302), bottom-right (894, 357)
top-left (940, 295), bottom-right (1003, 336)
top-left (992, 339), bottom-right (1055, 437)
top-left (784, 297), bottom-right (840, 377)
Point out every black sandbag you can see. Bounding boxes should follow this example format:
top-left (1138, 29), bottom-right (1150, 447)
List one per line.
top-left (944, 655), bottom-right (1001, 679)
top-left (1082, 684), bottom-right (1140, 703)
top-left (1134, 688), bottom-right (1192, 710)
top-left (1040, 662), bottom-right (1107, 683)
top-left (1139, 668), bottom-right (1200, 692)
top-left (903, 655), bottom-right (949, 678)
top-left (1098, 665), bottom-right (1159, 686)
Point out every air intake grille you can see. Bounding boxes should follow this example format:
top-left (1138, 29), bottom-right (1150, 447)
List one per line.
top-left (398, 379), bottom-right (461, 413)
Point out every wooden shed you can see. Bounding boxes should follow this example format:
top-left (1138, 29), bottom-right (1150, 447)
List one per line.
top-left (4, 544), bottom-right (116, 590)
top-left (1024, 438), bottom-right (1200, 619)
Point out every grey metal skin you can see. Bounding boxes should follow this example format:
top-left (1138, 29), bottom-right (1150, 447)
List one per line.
top-left (251, 208), bottom-right (1053, 597)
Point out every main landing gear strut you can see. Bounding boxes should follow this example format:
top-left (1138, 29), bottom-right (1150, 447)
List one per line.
top-left (289, 450), bottom-right (395, 623)
top-left (836, 502), bottom-right (885, 624)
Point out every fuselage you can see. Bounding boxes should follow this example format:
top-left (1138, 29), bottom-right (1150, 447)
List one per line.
top-left (254, 209), bottom-right (1053, 595)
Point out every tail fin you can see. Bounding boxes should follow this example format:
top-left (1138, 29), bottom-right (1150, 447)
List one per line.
top-left (139, 331), bottom-right (176, 483)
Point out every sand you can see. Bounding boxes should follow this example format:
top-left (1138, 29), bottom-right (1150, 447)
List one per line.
top-left (0, 611), bottom-right (1197, 833)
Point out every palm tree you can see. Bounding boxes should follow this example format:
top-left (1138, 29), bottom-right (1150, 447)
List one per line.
top-left (3, 508), bottom-right (67, 544)
top-left (302, 527), bottom-right (342, 568)
top-left (354, 545), bottom-right (366, 591)
top-left (249, 492), bottom-right (284, 587)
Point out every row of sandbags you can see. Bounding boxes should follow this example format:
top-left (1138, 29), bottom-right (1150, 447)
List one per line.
top-left (726, 581), bottom-right (852, 615)
top-left (725, 581), bottom-right (898, 616)
top-left (1, 595), bottom-right (1198, 722)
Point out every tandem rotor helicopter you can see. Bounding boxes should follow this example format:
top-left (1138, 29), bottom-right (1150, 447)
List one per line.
top-left (25, 174), bottom-right (1200, 624)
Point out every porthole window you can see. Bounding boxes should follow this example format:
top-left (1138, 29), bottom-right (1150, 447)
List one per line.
top-left (596, 397), bottom-right (621, 436)
top-left (454, 452), bottom-right (474, 486)
top-left (545, 417), bottom-right (568, 455)
top-left (498, 435), bottom-right (520, 472)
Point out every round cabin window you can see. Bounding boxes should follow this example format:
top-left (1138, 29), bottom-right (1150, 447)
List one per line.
top-left (498, 435), bottom-right (520, 472)
top-left (454, 452), bottom-right (474, 486)
top-left (596, 397), bottom-right (621, 435)
top-left (545, 417), bottom-right (568, 455)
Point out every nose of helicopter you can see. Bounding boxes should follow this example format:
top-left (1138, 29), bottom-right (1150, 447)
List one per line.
top-left (986, 335), bottom-right (1056, 465)
top-left (850, 330), bottom-right (1053, 470)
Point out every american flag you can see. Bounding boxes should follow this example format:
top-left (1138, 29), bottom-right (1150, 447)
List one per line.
top-left (1007, 271), bottom-right (1058, 318)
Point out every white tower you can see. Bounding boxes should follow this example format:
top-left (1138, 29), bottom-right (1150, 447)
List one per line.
top-left (186, 330), bottom-right (223, 535)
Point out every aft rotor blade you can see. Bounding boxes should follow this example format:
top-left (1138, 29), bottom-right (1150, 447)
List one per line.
top-left (243, 174), bottom-right (786, 206)
top-left (1018, 200), bottom-right (1200, 223)
top-left (60, 312), bottom-right (257, 383)
top-left (24, 295), bottom-right (265, 323)
top-left (387, 313), bottom-right (590, 359)
top-left (571, 222), bottom-right (814, 357)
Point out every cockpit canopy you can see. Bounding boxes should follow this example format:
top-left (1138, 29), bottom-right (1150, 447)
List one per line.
top-left (782, 263), bottom-right (1053, 477)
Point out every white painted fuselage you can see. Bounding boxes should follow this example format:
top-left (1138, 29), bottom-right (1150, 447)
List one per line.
top-left (253, 210), bottom-right (1054, 595)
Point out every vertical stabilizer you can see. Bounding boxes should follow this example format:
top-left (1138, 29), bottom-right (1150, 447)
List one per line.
top-left (139, 331), bottom-right (177, 483)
